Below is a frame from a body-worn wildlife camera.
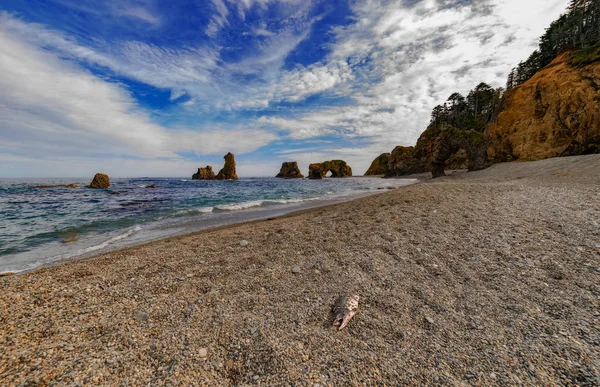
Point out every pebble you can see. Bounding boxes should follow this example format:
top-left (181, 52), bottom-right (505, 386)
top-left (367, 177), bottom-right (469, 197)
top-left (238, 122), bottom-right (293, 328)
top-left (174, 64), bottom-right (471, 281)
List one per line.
top-left (314, 269), bottom-right (321, 275)
top-left (134, 311), bottom-right (149, 321)
top-left (292, 266), bottom-right (301, 274)
top-left (490, 372), bottom-right (497, 379)
top-left (199, 348), bottom-right (208, 358)
top-left (425, 317), bottom-right (435, 324)
top-left (239, 240), bottom-right (249, 247)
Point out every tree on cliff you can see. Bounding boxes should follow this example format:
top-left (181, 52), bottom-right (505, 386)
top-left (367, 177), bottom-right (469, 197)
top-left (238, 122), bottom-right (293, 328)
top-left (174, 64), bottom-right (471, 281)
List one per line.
top-left (508, 0), bottom-right (600, 89)
top-left (430, 84), bottom-right (503, 132)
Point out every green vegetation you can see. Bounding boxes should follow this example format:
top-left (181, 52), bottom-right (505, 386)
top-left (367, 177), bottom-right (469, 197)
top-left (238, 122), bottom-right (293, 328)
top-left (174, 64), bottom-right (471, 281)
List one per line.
top-left (429, 83), bottom-right (504, 132)
top-left (572, 46), bottom-right (600, 65)
top-left (428, 1), bottom-right (600, 139)
top-left (507, 0), bottom-right (600, 89)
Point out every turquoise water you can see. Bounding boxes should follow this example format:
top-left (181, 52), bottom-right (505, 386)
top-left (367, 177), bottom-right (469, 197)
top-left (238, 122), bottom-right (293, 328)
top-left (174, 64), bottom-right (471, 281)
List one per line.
top-left (0, 176), bottom-right (417, 272)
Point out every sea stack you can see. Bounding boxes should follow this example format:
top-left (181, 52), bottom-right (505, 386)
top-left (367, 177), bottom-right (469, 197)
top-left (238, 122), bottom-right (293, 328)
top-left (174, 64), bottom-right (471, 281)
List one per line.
top-left (192, 166), bottom-right (216, 180)
top-left (216, 152), bottom-right (238, 180)
top-left (308, 160), bottom-right (353, 179)
top-left (276, 162), bottom-right (304, 178)
top-left (89, 173), bottom-right (110, 188)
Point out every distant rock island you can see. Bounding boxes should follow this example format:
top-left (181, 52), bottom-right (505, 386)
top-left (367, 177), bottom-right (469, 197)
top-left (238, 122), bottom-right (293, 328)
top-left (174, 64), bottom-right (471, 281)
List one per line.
top-left (192, 152), bottom-right (238, 180)
top-left (366, 51), bottom-right (600, 179)
top-left (308, 160), bottom-right (352, 179)
top-left (276, 162), bottom-right (303, 178)
top-left (89, 173), bottom-right (110, 188)
top-left (192, 166), bottom-right (216, 180)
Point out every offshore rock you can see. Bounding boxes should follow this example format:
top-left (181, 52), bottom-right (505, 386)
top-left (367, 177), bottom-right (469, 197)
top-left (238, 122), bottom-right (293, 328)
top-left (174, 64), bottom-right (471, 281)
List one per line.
top-left (276, 161), bottom-right (304, 178)
top-left (308, 160), bottom-right (353, 179)
top-left (89, 173), bottom-right (110, 189)
top-left (192, 166), bottom-right (216, 180)
top-left (216, 152), bottom-right (238, 180)
top-left (364, 153), bottom-right (391, 176)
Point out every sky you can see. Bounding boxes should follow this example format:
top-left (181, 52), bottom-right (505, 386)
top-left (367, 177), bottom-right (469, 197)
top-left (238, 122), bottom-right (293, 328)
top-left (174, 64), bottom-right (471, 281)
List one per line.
top-left (0, 0), bottom-right (569, 178)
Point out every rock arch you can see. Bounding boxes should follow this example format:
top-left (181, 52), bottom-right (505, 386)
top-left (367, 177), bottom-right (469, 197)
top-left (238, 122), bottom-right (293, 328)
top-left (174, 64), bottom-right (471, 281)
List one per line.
top-left (431, 128), bottom-right (489, 178)
top-left (308, 160), bottom-right (353, 179)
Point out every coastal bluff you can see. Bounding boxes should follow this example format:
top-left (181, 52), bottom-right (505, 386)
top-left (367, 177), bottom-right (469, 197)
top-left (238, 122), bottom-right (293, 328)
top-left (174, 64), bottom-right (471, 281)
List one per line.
top-left (375, 51), bottom-right (600, 178)
top-left (276, 162), bottom-right (303, 178)
top-left (191, 152), bottom-right (238, 180)
top-left (308, 160), bottom-right (352, 179)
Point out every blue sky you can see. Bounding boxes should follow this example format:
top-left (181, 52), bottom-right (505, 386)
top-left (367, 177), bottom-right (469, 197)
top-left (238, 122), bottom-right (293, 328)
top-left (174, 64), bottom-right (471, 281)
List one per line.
top-left (0, 0), bottom-right (567, 177)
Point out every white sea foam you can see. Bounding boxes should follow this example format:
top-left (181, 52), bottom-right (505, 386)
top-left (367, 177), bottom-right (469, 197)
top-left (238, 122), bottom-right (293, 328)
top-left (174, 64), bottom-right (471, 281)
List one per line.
top-left (196, 206), bottom-right (214, 213)
top-left (77, 226), bottom-right (142, 255)
top-left (215, 200), bottom-right (264, 211)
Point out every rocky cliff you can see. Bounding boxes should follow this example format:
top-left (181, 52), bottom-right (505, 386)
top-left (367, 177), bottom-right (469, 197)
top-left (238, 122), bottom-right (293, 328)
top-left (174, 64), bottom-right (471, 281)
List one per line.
top-left (383, 51), bottom-right (600, 178)
top-left (487, 52), bottom-right (600, 162)
top-left (364, 153), bottom-right (390, 176)
top-left (276, 162), bottom-right (304, 178)
top-left (192, 166), bottom-right (216, 180)
top-left (216, 152), bottom-right (238, 180)
top-left (308, 160), bottom-right (353, 179)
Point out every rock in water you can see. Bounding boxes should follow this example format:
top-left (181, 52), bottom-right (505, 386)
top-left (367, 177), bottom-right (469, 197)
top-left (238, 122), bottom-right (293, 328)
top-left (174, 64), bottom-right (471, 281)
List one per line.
top-left (331, 294), bottom-right (359, 330)
top-left (276, 161), bottom-right (304, 178)
top-left (89, 173), bottom-right (110, 188)
top-left (364, 153), bottom-right (391, 175)
top-left (308, 160), bottom-right (353, 179)
top-left (192, 166), bottom-right (216, 180)
top-left (216, 152), bottom-right (238, 180)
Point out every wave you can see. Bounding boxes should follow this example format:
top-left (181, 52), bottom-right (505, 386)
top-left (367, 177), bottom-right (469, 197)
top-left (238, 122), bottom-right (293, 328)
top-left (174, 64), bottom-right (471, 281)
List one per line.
top-left (215, 200), bottom-right (264, 211)
top-left (77, 226), bottom-right (142, 255)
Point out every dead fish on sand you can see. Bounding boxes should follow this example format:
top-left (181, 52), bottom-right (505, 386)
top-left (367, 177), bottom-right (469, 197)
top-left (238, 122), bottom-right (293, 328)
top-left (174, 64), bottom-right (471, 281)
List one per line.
top-left (331, 295), bottom-right (359, 330)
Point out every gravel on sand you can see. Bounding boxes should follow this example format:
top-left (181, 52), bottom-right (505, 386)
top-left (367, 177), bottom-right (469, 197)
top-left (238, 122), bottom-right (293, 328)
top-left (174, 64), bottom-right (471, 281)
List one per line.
top-left (1, 155), bottom-right (599, 386)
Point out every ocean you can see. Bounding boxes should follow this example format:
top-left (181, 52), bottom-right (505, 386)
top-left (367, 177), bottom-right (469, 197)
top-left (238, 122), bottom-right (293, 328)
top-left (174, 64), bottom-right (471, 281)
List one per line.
top-left (0, 176), bottom-right (417, 273)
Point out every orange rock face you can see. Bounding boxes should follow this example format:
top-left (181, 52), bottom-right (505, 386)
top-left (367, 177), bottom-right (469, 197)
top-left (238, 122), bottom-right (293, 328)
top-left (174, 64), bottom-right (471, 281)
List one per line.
top-left (487, 53), bottom-right (600, 162)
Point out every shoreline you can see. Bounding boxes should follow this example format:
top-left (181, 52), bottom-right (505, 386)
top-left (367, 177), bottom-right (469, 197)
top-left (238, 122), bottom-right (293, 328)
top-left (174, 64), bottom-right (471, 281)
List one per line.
top-left (0, 177), bottom-right (421, 276)
top-left (1, 155), bottom-right (599, 385)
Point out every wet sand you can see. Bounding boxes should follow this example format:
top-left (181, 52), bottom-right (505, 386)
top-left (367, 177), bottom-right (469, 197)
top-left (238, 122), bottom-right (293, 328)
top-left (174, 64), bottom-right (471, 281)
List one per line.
top-left (1, 155), bottom-right (599, 386)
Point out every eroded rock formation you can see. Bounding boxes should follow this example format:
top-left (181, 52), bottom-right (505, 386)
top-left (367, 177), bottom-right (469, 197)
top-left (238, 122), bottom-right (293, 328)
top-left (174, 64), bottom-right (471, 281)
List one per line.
top-left (308, 160), bottom-right (353, 179)
top-left (364, 153), bottom-right (390, 176)
top-left (383, 52), bottom-right (599, 178)
top-left (216, 152), bottom-right (238, 180)
top-left (89, 173), bottom-right (110, 189)
top-left (192, 166), bottom-right (216, 180)
top-left (276, 162), bottom-right (304, 178)
top-left (486, 52), bottom-right (600, 162)
top-left (430, 128), bottom-right (488, 178)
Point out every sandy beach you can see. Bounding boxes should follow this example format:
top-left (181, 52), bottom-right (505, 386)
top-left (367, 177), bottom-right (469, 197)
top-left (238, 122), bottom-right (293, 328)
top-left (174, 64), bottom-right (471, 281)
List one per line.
top-left (1, 154), bottom-right (599, 386)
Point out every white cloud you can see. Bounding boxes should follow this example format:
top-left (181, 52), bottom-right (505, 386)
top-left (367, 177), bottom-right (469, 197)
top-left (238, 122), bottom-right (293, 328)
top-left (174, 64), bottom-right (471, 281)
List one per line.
top-left (0, 19), bottom-right (277, 176)
top-left (256, 0), bottom-right (569, 174)
top-left (115, 6), bottom-right (161, 25)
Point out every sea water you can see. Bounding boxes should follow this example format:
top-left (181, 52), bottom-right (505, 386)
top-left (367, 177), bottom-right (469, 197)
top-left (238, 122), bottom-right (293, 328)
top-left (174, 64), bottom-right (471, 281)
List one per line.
top-left (0, 176), bottom-right (417, 272)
